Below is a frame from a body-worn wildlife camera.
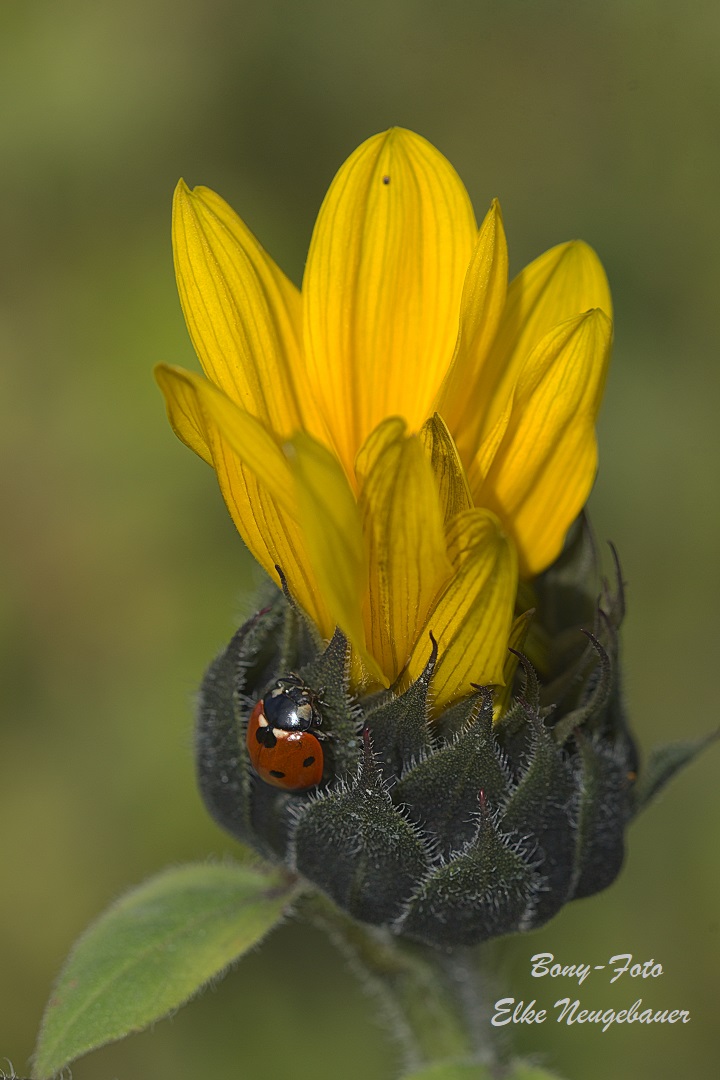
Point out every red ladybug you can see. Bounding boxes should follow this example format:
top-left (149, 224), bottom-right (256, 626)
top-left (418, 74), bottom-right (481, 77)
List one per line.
top-left (246, 675), bottom-right (324, 791)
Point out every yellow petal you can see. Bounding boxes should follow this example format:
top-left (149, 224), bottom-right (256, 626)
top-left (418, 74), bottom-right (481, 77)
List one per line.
top-left (154, 363), bottom-right (213, 467)
top-left (406, 509), bottom-right (518, 712)
top-left (286, 433), bottom-right (386, 686)
top-left (358, 422), bottom-right (452, 683)
top-left (477, 309), bottom-right (612, 578)
top-left (173, 181), bottom-right (308, 437)
top-left (354, 415), bottom-right (406, 490)
top-left (156, 364), bottom-right (296, 515)
top-left (419, 413), bottom-right (473, 525)
top-left (478, 240), bottom-right (612, 437)
top-left (432, 200), bottom-right (509, 462)
top-left (154, 364), bottom-right (332, 635)
top-left (466, 390), bottom-right (514, 494)
top-left (303, 128), bottom-right (477, 473)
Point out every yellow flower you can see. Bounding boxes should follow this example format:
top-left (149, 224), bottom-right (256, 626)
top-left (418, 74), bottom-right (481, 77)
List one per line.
top-left (156, 128), bottom-right (612, 708)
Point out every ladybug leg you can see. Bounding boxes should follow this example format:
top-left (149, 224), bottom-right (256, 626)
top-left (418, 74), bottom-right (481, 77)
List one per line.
top-left (314, 728), bottom-right (337, 742)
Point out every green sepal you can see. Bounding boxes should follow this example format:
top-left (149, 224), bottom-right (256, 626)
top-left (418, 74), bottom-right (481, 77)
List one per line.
top-left (529, 520), bottom-right (626, 732)
top-left (292, 734), bottom-right (431, 925)
top-left (571, 735), bottom-right (629, 899)
top-left (196, 593), bottom-right (321, 862)
top-left (539, 512), bottom-right (600, 627)
top-left (522, 514), bottom-right (599, 689)
top-left (397, 796), bottom-right (538, 947)
top-left (393, 687), bottom-right (510, 859)
top-left (630, 730), bottom-right (720, 817)
top-left (550, 620), bottom-right (638, 783)
top-left (195, 602), bottom-right (284, 859)
top-left (275, 562), bottom-right (325, 658)
top-left (363, 635), bottom-right (437, 779)
top-left (33, 861), bottom-right (299, 1079)
top-left (511, 649), bottom-right (541, 712)
top-left (551, 629), bottom-right (613, 745)
top-left (432, 689), bottom-right (490, 743)
top-left (196, 594), bottom-right (361, 864)
top-left (499, 710), bottom-right (578, 927)
top-left (297, 626), bottom-right (362, 781)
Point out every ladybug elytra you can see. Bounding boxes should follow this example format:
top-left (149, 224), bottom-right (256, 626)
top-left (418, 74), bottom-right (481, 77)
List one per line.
top-left (246, 675), bottom-right (324, 791)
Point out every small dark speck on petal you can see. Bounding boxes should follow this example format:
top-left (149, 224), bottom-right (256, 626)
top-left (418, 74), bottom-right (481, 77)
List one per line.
top-left (382, 175), bottom-right (391, 185)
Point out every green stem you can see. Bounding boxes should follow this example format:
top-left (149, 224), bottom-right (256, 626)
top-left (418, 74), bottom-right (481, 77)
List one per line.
top-left (298, 893), bottom-right (503, 1076)
top-left (439, 946), bottom-right (510, 1075)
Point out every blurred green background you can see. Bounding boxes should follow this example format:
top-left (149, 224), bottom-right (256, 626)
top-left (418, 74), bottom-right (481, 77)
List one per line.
top-left (2, 1), bottom-right (719, 1077)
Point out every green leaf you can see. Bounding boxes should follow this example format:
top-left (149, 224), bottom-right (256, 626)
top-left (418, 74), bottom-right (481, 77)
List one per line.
top-left (631, 730), bottom-right (719, 816)
top-left (505, 1065), bottom-right (568, 1080)
top-left (34, 861), bottom-right (300, 1078)
top-left (400, 1060), bottom-right (568, 1080)
top-left (401, 1063), bottom-right (493, 1080)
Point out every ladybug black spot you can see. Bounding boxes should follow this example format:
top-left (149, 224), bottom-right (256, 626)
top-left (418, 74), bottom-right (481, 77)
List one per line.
top-left (303, 756), bottom-right (316, 768)
top-left (270, 769), bottom-right (286, 779)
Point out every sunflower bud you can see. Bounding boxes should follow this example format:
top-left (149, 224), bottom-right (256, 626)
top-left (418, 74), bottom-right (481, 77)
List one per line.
top-left (195, 520), bottom-right (703, 949)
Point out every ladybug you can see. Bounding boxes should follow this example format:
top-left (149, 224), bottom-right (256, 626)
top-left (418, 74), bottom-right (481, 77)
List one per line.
top-left (246, 675), bottom-right (324, 791)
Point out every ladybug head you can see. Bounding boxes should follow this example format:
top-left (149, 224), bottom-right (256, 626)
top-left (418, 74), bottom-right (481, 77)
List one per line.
top-left (263, 676), bottom-right (321, 732)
